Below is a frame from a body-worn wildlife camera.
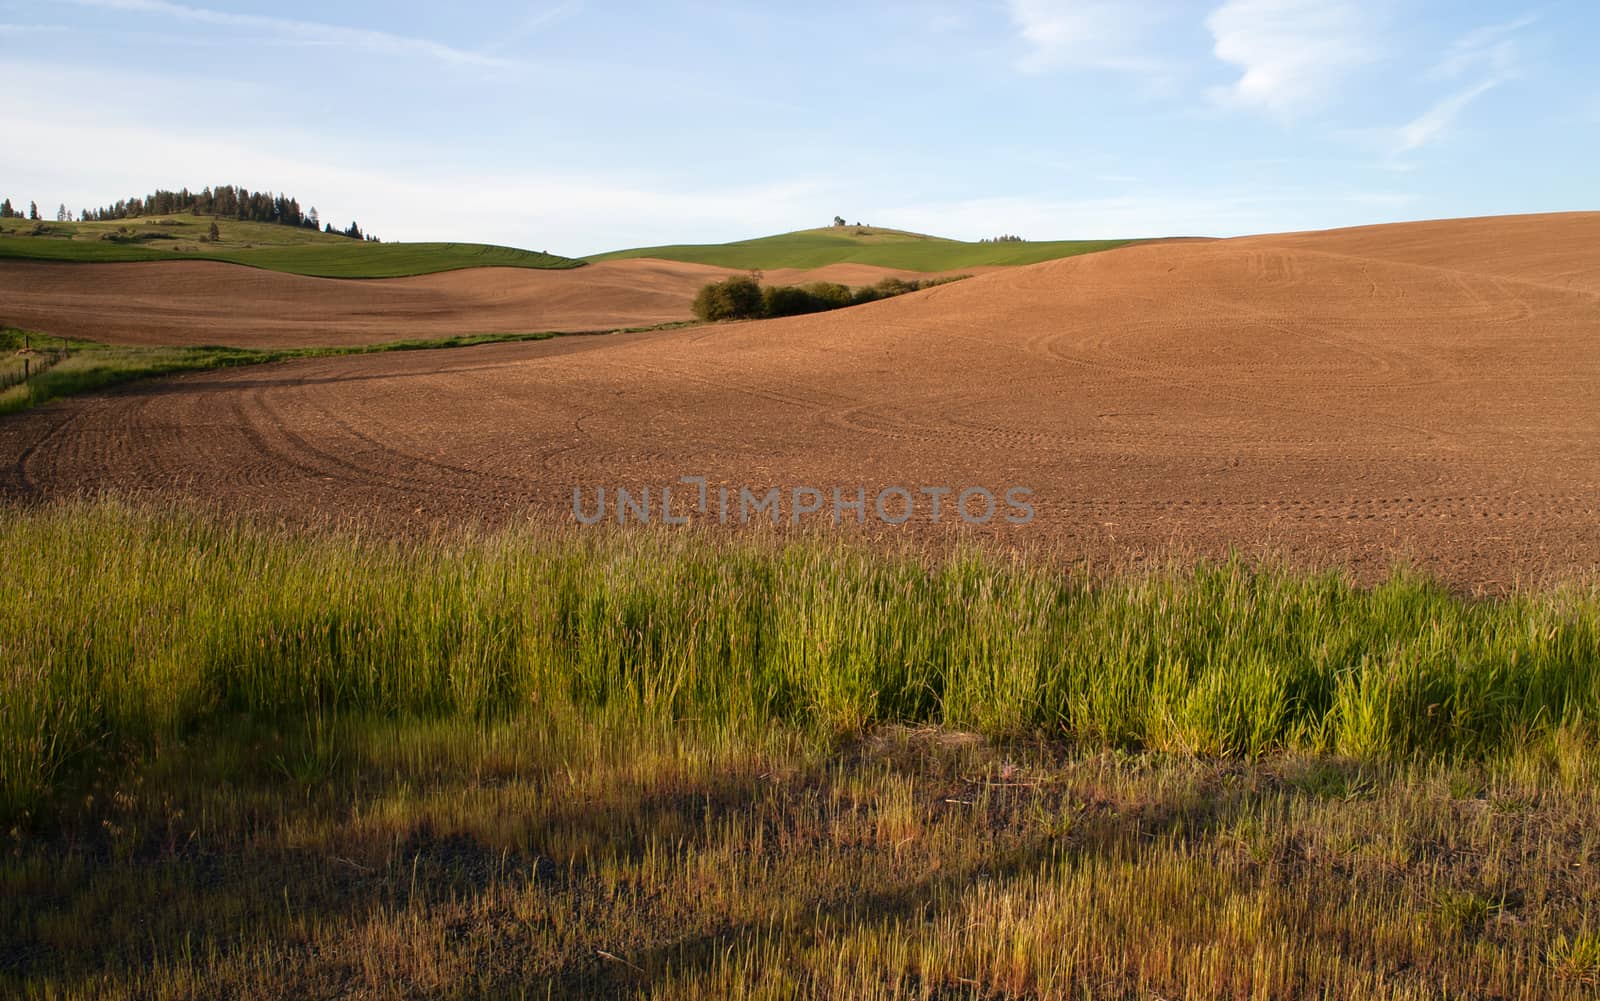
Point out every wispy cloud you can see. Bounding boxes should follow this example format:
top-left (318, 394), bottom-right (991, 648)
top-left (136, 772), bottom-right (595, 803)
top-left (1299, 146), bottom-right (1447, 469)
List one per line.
top-left (62, 0), bottom-right (519, 69)
top-left (1392, 16), bottom-right (1532, 153)
top-left (1394, 79), bottom-right (1500, 153)
top-left (481, 2), bottom-right (581, 55)
top-left (0, 23), bottom-right (67, 34)
top-left (1007, 0), bottom-right (1169, 75)
top-left (1433, 13), bottom-right (1535, 79)
top-left (1206, 0), bottom-right (1377, 117)
top-left (0, 60), bottom-right (831, 256)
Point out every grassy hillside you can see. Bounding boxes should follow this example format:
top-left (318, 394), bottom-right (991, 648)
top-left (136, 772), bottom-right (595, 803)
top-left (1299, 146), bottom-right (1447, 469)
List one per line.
top-left (0, 215), bottom-right (579, 277)
top-left (588, 225), bottom-right (1130, 271)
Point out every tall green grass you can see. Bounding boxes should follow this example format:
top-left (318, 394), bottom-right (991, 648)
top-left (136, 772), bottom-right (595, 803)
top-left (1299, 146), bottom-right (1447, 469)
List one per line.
top-left (4, 501), bottom-right (1598, 821)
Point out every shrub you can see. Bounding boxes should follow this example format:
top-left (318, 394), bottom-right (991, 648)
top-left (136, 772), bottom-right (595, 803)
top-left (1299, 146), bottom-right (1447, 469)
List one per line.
top-left (802, 282), bottom-right (853, 309)
top-left (691, 275), bottom-right (764, 321)
top-left (691, 274), bottom-right (972, 324)
top-left (762, 284), bottom-right (829, 318)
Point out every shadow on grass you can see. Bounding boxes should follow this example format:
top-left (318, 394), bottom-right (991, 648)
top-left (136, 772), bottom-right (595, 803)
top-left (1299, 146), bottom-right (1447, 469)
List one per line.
top-left (0, 715), bottom-right (1317, 998)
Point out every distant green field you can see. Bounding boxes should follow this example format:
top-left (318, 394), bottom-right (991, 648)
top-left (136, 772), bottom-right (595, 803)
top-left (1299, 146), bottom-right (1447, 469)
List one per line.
top-left (0, 216), bottom-right (580, 277)
top-left (587, 225), bottom-right (1131, 271)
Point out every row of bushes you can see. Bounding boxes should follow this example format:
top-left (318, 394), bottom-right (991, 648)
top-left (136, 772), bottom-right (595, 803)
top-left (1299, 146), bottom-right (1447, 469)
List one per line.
top-left (692, 273), bottom-right (968, 322)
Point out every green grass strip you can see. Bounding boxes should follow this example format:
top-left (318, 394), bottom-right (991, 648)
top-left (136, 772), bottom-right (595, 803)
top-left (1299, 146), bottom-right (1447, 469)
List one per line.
top-left (4, 501), bottom-right (1597, 820)
top-left (0, 325), bottom-right (689, 416)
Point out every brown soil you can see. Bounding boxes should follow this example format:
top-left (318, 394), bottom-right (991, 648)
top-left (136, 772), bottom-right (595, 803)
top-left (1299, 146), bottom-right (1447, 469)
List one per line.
top-left (3, 212), bottom-right (1598, 588)
top-left (0, 258), bottom-right (994, 348)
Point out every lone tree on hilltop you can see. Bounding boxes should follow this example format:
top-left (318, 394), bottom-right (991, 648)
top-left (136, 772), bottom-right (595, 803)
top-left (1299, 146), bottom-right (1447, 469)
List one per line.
top-left (832, 215), bottom-right (846, 227)
top-left (29, 201), bottom-right (39, 221)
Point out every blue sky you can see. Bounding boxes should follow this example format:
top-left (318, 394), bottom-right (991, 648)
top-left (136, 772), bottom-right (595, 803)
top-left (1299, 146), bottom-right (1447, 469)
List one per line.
top-left (1, 1), bottom-right (1594, 254)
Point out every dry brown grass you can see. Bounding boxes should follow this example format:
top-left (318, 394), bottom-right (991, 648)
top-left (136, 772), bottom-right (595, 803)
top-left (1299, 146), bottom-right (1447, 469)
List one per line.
top-left (6, 718), bottom-right (1599, 999)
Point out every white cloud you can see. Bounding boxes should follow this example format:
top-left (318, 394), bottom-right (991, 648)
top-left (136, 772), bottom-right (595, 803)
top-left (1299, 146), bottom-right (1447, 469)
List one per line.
top-left (1389, 16), bottom-right (1531, 154)
top-left (481, 2), bottom-right (582, 55)
top-left (1007, 0), bottom-right (1169, 75)
top-left (0, 61), bottom-right (833, 256)
top-left (1206, 0), bottom-right (1376, 117)
top-left (1394, 79), bottom-right (1500, 152)
top-left (0, 23), bottom-right (67, 34)
top-left (1433, 14), bottom-right (1535, 79)
top-left (62, 0), bottom-right (520, 69)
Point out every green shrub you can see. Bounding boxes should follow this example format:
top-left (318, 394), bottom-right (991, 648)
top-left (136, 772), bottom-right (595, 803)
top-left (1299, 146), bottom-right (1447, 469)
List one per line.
top-left (762, 284), bottom-right (829, 318)
top-left (693, 273), bottom-right (973, 323)
top-left (691, 274), bottom-right (764, 321)
top-left (802, 281), bottom-right (853, 309)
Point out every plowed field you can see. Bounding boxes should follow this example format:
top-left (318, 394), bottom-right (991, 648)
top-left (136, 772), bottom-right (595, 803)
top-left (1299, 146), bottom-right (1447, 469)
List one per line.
top-left (4, 213), bottom-right (1597, 587)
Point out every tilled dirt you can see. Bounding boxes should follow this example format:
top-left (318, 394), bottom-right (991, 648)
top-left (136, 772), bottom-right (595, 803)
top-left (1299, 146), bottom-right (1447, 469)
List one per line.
top-left (0, 257), bottom-right (994, 348)
top-left (3, 212), bottom-right (1598, 588)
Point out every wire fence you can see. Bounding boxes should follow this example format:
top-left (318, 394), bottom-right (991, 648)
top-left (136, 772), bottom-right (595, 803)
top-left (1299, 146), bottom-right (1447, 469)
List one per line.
top-left (1, 335), bottom-right (71, 393)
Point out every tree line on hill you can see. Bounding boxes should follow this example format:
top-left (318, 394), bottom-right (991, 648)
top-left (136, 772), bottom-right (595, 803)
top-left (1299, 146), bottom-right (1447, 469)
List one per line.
top-left (692, 273), bottom-right (968, 322)
top-left (0, 199), bottom-right (40, 221)
top-left (2, 186), bottom-right (380, 241)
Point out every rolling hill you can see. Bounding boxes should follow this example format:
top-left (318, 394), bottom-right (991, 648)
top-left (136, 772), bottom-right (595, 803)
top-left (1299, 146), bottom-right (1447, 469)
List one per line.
top-left (5, 212), bottom-right (1597, 587)
top-left (0, 257), bottom-right (986, 349)
top-left (586, 225), bottom-right (1131, 271)
top-left (0, 215), bottom-right (579, 278)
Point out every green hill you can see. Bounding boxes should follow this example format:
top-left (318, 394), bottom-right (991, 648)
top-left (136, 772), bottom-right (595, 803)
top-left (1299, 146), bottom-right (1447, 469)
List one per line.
top-left (586, 225), bottom-right (1130, 271)
top-left (0, 216), bottom-right (579, 278)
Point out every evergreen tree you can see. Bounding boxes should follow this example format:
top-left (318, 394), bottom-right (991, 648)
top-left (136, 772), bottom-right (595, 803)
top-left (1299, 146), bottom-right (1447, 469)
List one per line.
top-left (69, 186), bottom-right (378, 241)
